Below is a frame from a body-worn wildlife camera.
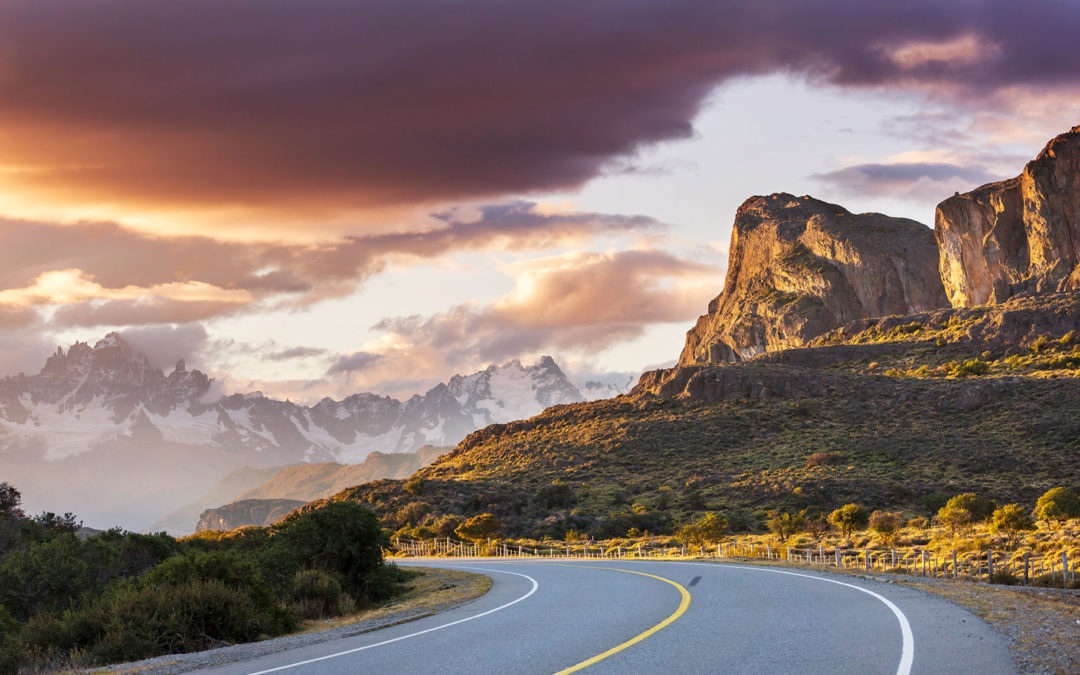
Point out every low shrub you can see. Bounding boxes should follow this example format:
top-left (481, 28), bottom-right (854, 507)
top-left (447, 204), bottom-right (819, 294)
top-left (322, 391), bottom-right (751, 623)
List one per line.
top-left (289, 569), bottom-right (353, 619)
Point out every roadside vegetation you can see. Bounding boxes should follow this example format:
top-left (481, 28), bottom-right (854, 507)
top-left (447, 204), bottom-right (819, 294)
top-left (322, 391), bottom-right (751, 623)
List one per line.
top-left (386, 488), bottom-right (1080, 588)
top-left (0, 484), bottom-right (411, 674)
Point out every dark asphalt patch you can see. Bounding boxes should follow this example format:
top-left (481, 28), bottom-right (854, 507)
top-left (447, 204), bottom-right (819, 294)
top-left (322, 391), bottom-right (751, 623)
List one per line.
top-left (688, 576), bottom-right (702, 587)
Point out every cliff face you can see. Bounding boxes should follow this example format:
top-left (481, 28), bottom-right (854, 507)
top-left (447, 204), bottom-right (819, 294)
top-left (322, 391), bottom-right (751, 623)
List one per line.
top-left (679, 193), bottom-right (948, 365)
top-left (196, 498), bottom-right (306, 532)
top-left (937, 125), bottom-right (1080, 307)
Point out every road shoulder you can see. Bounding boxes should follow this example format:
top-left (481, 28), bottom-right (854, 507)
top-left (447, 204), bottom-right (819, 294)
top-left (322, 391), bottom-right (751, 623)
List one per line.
top-left (713, 556), bottom-right (1078, 674)
top-left (94, 567), bottom-right (492, 675)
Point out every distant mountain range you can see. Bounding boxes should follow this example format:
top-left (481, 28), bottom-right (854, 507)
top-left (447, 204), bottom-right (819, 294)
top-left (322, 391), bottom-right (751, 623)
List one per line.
top-left (0, 333), bottom-right (632, 529)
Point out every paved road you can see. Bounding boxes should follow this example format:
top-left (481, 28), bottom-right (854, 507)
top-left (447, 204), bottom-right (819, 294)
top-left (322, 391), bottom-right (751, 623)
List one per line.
top-left (200, 559), bottom-right (1016, 674)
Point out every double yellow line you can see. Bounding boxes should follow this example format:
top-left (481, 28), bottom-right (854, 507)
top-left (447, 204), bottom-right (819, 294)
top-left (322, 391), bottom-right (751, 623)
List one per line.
top-left (552, 566), bottom-right (692, 674)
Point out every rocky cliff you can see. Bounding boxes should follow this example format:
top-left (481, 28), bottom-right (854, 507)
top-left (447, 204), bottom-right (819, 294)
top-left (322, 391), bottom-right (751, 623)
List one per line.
top-left (679, 193), bottom-right (948, 365)
top-left (196, 498), bottom-right (305, 532)
top-left (937, 125), bottom-right (1080, 307)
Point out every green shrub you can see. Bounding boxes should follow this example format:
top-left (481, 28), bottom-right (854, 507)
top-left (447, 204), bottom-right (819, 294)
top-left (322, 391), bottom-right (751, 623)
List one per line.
top-left (289, 570), bottom-right (352, 619)
top-left (827, 504), bottom-right (868, 538)
top-left (22, 579), bottom-right (282, 667)
top-left (1034, 487), bottom-right (1080, 527)
top-left (454, 513), bottom-right (503, 542)
top-left (261, 501), bottom-right (388, 602)
top-left (0, 534), bottom-right (91, 621)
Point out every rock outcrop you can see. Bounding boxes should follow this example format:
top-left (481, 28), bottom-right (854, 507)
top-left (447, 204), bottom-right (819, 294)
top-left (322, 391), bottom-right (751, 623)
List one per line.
top-left (679, 193), bottom-right (948, 365)
top-left (196, 498), bottom-right (306, 532)
top-left (936, 125), bottom-right (1080, 307)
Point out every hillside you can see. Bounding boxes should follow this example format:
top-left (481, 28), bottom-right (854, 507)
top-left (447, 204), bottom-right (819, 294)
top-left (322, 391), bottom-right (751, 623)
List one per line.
top-left (313, 126), bottom-right (1080, 539)
top-left (331, 324), bottom-right (1080, 538)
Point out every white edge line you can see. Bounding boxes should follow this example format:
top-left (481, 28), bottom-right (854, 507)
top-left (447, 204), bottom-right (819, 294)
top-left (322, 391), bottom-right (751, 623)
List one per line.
top-left (668, 560), bottom-right (914, 675)
top-left (246, 565), bottom-right (539, 675)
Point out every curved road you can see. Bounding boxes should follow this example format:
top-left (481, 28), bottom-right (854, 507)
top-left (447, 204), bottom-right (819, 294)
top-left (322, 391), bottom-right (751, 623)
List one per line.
top-left (201, 559), bottom-right (1016, 674)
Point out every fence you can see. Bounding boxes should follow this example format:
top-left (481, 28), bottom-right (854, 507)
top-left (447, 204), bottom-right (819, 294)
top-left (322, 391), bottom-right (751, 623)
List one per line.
top-left (392, 537), bottom-right (1080, 586)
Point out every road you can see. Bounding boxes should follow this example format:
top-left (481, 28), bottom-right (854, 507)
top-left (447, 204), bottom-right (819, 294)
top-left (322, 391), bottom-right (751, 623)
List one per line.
top-left (200, 559), bottom-right (1016, 674)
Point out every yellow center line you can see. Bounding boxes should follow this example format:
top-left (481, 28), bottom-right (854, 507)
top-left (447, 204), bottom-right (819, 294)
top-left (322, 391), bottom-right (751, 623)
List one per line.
top-left (551, 565), bottom-right (692, 674)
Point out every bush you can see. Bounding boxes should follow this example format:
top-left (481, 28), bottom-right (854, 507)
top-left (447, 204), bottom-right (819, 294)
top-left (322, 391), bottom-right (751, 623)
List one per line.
top-left (0, 534), bottom-right (91, 621)
top-left (535, 483), bottom-right (575, 510)
top-left (869, 511), bottom-right (902, 545)
top-left (261, 501), bottom-right (388, 601)
top-left (937, 493), bottom-right (996, 536)
top-left (765, 511), bottom-right (804, 543)
top-left (827, 504), bottom-right (868, 538)
top-left (805, 452), bottom-right (842, 468)
top-left (22, 579), bottom-right (280, 667)
top-left (1034, 487), bottom-right (1080, 528)
top-left (989, 504), bottom-right (1035, 544)
top-left (144, 550), bottom-right (280, 623)
top-left (677, 512), bottom-right (728, 547)
top-left (289, 570), bottom-right (352, 619)
top-left (454, 514), bottom-right (503, 542)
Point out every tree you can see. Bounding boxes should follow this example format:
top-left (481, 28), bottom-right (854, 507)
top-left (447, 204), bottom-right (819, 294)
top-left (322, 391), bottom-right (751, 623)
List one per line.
top-left (827, 504), bottom-right (868, 538)
top-left (454, 513), bottom-right (503, 541)
top-left (0, 483), bottom-right (22, 519)
top-left (803, 512), bottom-right (830, 539)
top-left (990, 504), bottom-right (1035, 545)
top-left (1034, 487), bottom-right (1080, 528)
top-left (868, 510), bottom-right (902, 546)
top-left (677, 512), bottom-right (729, 547)
top-left (765, 510), bottom-right (805, 543)
top-left (937, 493), bottom-right (996, 536)
top-left (432, 514), bottom-right (462, 538)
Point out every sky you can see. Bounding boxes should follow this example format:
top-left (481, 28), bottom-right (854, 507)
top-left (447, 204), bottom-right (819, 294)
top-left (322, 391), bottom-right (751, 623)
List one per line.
top-left (0, 0), bottom-right (1078, 402)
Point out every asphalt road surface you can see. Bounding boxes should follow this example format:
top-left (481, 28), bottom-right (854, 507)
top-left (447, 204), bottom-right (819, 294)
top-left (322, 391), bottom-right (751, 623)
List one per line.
top-left (200, 559), bottom-right (1016, 674)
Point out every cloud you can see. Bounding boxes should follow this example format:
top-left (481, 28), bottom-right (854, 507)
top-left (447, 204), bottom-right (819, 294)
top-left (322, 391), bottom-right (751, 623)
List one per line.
top-left (118, 324), bottom-right (210, 370)
top-left (368, 248), bottom-right (722, 367)
top-left (326, 351), bottom-right (383, 376)
top-left (812, 161), bottom-right (998, 199)
top-left (267, 346), bottom-right (327, 361)
top-left (0, 203), bottom-right (656, 326)
top-left (1, 1), bottom-right (1079, 225)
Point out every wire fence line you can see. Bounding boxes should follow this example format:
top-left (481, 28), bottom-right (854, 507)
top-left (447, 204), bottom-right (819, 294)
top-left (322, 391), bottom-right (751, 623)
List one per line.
top-left (390, 537), bottom-right (1080, 586)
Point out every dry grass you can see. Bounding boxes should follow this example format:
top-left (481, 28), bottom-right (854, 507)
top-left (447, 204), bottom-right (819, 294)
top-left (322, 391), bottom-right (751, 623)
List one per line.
top-left (904, 581), bottom-right (1080, 675)
top-left (297, 567), bottom-right (491, 634)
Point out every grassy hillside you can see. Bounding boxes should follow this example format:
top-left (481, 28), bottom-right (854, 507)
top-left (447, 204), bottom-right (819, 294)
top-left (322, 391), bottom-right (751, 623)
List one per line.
top-left (316, 293), bottom-right (1080, 540)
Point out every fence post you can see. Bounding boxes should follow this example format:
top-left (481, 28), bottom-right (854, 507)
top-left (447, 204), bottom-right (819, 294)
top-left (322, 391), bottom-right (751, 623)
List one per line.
top-left (987, 551), bottom-right (994, 582)
top-left (1064, 552), bottom-right (1070, 584)
top-left (865, 549), bottom-right (870, 573)
top-left (835, 548), bottom-right (841, 567)
top-left (1023, 552), bottom-right (1030, 584)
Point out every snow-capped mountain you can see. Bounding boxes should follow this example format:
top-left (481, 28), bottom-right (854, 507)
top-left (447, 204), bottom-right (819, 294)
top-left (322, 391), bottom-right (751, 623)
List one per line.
top-left (0, 333), bottom-right (632, 529)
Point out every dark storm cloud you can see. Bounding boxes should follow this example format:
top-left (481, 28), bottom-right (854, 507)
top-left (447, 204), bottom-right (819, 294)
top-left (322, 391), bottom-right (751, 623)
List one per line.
top-left (0, 1), bottom-right (1076, 216)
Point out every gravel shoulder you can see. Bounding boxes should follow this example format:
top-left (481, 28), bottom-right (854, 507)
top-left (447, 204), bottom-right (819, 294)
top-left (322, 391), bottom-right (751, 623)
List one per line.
top-left (92, 567), bottom-right (492, 675)
top-left (717, 556), bottom-right (1080, 675)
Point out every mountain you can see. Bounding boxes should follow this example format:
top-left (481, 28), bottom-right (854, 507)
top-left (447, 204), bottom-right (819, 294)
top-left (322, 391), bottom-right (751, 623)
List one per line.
top-left (937, 125), bottom-right (1080, 307)
top-left (679, 193), bottom-right (947, 366)
top-left (153, 445), bottom-right (448, 534)
top-left (0, 334), bottom-right (629, 529)
top-left (311, 129), bottom-right (1080, 538)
